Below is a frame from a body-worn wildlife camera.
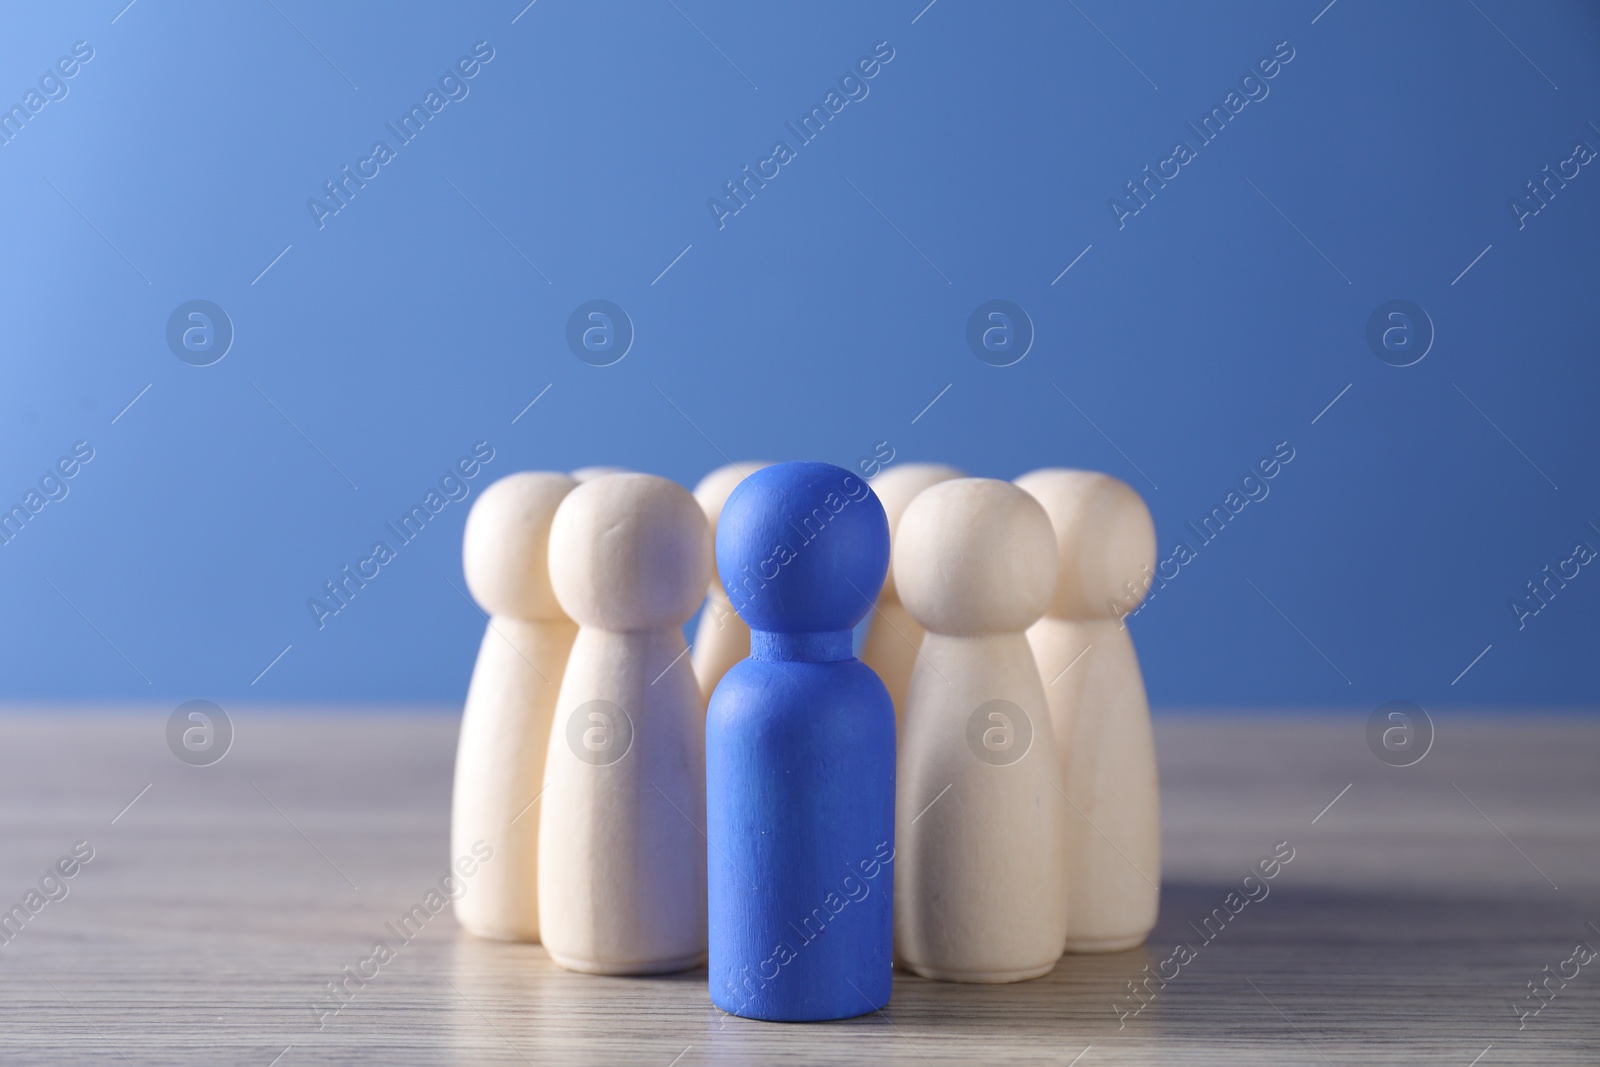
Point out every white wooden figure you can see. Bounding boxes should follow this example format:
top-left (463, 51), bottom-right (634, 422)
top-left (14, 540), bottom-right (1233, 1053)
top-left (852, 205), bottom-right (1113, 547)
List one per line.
top-left (452, 472), bottom-right (579, 941)
top-left (893, 478), bottom-right (1068, 982)
top-left (538, 473), bottom-right (712, 974)
top-left (1016, 468), bottom-right (1160, 953)
top-left (860, 463), bottom-right (964, 728)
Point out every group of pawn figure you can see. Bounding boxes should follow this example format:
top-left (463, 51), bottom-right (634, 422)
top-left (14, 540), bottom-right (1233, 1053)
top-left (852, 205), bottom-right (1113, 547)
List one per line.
top-left (451, 460), bottom-right (1159, 1022)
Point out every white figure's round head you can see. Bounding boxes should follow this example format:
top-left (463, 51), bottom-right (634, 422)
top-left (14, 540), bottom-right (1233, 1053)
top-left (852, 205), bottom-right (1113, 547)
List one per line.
top-left (692, 462), bottom-right (773, 542)
top-left (549, 473), bottom-right (712, 630)
top-left (893, 477), bottom-right (1058, 636)
top-left (570, 465), bottom-right (628, 483)
top-left (869, 463), bottom-right (964, 600)
top-left (462, 472), bottom-right (579, 620)
top-left (1015, 469), bottom-right (1156, 619)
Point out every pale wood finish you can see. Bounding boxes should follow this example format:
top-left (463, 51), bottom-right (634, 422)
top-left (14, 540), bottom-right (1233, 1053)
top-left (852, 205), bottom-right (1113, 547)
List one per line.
top-left (1, 710), bottom-right (1596, 1064)
top-left (452, 617), bottom-right (575, 942)
top-left (1031, 617), bottom-right (1162, 953)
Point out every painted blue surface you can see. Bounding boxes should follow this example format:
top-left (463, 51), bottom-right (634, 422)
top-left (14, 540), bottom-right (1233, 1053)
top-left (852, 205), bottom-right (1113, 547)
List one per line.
top-left (706, 462), bottom-right (895, 1021)
top-left (0, 3), bottom-right (1596, 710)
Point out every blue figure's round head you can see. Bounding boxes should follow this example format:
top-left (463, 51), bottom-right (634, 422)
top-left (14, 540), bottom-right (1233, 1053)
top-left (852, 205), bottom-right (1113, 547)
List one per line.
top-left (716, 461), bottom-right (890, 634)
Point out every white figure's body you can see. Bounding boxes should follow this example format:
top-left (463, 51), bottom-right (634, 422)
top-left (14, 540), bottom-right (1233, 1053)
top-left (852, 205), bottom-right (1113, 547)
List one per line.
top-left (860, 464), bottom-right (964, 729)
top-left (538, 473), bottom-right (712, 974)
top-left (451, 472), bottom-right (580, 942)
top-left (893, 478), bottom-right (1067, 983)
top-left (689, 462), bottom-right (771, 704)
top-left (1016, 469), bottom-right (1160, 953)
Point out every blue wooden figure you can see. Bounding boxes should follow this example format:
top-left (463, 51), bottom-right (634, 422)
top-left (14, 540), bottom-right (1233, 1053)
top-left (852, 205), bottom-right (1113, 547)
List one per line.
top-left (706, 461), bottom-right (896, 1021)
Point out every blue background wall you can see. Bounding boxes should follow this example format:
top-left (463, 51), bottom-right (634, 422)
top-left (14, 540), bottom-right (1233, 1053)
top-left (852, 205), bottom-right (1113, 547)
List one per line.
top-left (1, 1), bottom-right (1595, 709)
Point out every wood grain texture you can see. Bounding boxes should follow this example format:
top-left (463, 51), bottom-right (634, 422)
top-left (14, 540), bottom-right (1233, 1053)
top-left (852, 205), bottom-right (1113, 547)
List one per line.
top-left (1, 708), bottom-right (1596, 1065)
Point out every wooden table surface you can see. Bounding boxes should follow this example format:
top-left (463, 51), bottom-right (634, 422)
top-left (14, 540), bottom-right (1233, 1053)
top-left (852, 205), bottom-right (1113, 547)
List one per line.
top-left (2, 708), bottom-right (1596, 1065)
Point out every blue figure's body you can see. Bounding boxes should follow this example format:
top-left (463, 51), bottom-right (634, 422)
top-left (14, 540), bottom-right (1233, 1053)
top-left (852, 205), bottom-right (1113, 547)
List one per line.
top-left (706, 462), bottom-right (896, 1022)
